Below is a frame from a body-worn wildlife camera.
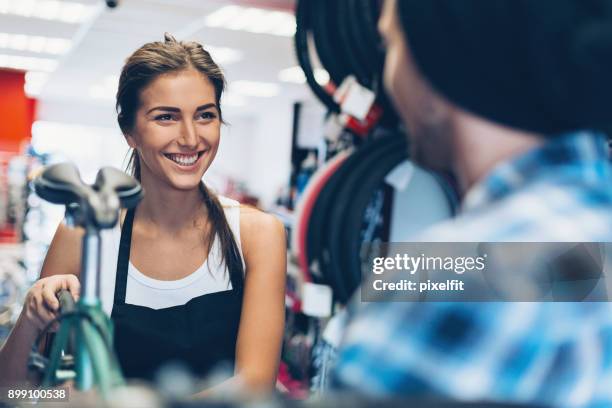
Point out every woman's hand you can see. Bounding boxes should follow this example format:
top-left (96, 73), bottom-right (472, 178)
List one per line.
top-left (21, 274), bottom-right (80, 333)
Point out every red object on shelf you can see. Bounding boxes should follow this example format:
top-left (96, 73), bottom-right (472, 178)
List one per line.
top-left (0, 69), bottom-right (36, 152)
top-left (0, 69), bottom-right (36, 242)
top-left (0, 153), bottom-right (18, 243)
top-left (277, 361), bottom-right (309, 399)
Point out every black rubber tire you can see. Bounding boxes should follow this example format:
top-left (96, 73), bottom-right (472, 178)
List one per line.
top-left (306, 136), bottom-right (381, 290)
top-left (337, 0), bottom-right (371, 86)
top-left (341, 154), bottom-right (407, 294)
top-left (358, 0), bottom-right (385, 67)
top-left (323, 134), bottom-right (406, 303)
top-left (349, 0), bottom-right (383, 78)
top-left (294, 0), bottom-right (339, 113)
top-left (311, 0), bottom-right (350, 87)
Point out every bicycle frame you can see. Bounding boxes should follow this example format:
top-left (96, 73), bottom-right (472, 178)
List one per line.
top-left (41, 229), bottom-right (124, 398)
top-left (32, 164), bottom-right (142, 400)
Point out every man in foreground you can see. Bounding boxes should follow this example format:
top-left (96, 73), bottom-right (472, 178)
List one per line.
top-left (332, 0), bottom-right (612, 406)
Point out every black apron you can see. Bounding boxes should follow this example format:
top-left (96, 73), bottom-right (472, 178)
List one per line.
top-left (110, 207), bottom-right (244, 381)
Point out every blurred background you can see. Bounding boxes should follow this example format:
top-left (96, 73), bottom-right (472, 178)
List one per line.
top-left (0, 1), bottom-right (330, 381)
top-left (0, 3), bottom-right (332, 258)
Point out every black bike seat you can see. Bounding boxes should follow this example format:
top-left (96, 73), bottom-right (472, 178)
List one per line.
top-left (94, 167), bottom-right (143, 210)
top-left (34, 163), bottom-right (90, 206)
top-left (34, 163), bottom-right (143, 229)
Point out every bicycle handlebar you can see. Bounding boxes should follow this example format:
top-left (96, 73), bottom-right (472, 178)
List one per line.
top-left (58, 290), bottom-right (76, 313)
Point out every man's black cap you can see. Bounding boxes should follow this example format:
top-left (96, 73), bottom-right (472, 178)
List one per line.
top-left (398, 0), bottom-right (612, 134)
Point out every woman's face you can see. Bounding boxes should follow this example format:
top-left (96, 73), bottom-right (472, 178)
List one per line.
top-left (126, 68), bottom-right (221, 191)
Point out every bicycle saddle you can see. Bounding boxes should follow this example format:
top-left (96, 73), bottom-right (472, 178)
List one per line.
top-left (34, 163), bottom-right (143, 229)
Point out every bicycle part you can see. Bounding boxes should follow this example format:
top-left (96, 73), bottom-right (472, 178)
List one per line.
top-left (58, 289), bottom-right (75, 312)
top-left (34, 163), bottom-right (142, 229)
top-left (295, 0), bottom-right (340, 113)
top-left (311, 0), bottom-right (350, 87)
top-left (337, 0), bottom-right (372, 86)
top-left (323, 134), bottom-right (405, 302)
top-left (41, 300), bottom-right (124, 396)
top-left (32, 163), bottom-right (142, 397)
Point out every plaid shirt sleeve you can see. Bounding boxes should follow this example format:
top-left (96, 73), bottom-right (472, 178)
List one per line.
top-left (331, 300), bottom-right (612, 407)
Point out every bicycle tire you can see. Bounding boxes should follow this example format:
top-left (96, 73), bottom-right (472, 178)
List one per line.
top-left (323, 134), bottom-right (405, 302)
top-left (337, 0), bottom-right (371, 86)
top-left (356, 0), bottom-right (384, 67)
top-left (306, 137), bottom-right (379, 291)
top-left (294, 0), bottom-right (339, 113)
top-left (293, 150), bottom-right (351, 283)
top-left (348, 0), bottom-right (382, 78)
top-left (312, 133), bottom-right (400, 302)
top-left (311, 0), bottom-right (350, 87)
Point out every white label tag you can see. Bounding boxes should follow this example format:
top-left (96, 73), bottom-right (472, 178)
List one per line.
top-left (342, 85), bottom-right (375, 121)
top-left (322, 309), bottom-right (348, 347)
top-left (302, 282), bottom-right (333, 317)
top-left (334, 75), bottom-right (375, 121)
top-left (334, 76), bottom-right (355, 104)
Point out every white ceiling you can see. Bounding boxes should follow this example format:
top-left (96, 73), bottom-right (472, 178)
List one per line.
top-left (2, 0), bottom-right (318, 123)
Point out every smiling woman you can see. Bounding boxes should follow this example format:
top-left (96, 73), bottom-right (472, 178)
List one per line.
top-left (111, 33), bottom-right (286, 392)
top-left (122, 68), bottom-right (222, 191)
top-left (0, 33), bottom-right (287, 396)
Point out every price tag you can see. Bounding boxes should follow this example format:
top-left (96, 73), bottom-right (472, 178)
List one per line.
top-left (322, 309), bottom-right (348, 347)
top-left (302, 282), bottom-right (333, 317)
top-left (334, 75), bottom-right (376, 121)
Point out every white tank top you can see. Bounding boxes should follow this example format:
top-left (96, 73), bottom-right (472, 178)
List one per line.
top-left (98, 196), bottom-right (244, 316)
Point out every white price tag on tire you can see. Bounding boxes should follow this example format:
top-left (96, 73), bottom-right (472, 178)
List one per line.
top-left (302, 282), bottom-right (333, 317)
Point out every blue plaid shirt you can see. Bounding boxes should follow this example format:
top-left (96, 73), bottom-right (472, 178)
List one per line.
top-left (332, 131), bottom-right (612, 407)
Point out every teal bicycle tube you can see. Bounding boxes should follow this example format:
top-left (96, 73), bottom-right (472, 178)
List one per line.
top-left (41, 314), bottom-right (73, 386)
top-left (32, 164), bottom-right (140, 398)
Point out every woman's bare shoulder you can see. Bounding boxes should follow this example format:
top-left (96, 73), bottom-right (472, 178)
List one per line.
top-left (239, 205), bottom-right (283, 229)
top-left (238, 206), bottom-right (286, 254)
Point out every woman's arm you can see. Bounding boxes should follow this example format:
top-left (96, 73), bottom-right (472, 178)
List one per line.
top-left (194, 207), bottom-right (287, 397)
top-left (234, 208), bottom-right (287, 391)
top-left (0, 223), bottom-right (82, 386)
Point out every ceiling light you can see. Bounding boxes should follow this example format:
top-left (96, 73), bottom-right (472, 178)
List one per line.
top-left (0, 0), bottom-right (96, 24)
top-left (279, 66), bottom-right (330, 85)
top-left (0, 32), bottom-right (71, 55)
top-left (0, 54), bottom-right (57, 72)
top-left (24, 71), bottom-right (49, 96)
top-left (231, 80), bottom-right (280, 98)
top-left (221, 92), bottom-right (247, 108)
top-left (206, 45), bottom-right (242, 65)
top-left (205, 5), bottom-right (296, 37)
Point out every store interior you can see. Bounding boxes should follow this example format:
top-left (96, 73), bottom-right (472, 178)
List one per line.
top-left (0, 0), bottom-right (372, 402)
top-left (1, 0), bottom-right (612, 407)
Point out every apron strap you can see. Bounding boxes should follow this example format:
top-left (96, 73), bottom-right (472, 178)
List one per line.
top-left (112, 205), bottom-right (244, 307)
top-left (113, 207), bottom-right (135, 306)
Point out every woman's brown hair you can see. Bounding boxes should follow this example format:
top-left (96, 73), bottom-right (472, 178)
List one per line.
top-left (116, 33), bottom-right (243, 285)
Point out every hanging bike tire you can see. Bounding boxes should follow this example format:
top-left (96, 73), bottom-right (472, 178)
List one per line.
top-left (294, 0), bottom-right (339, 113)
top-left (306, 136), bottom-right (386, 290)
top-left (322, 134), bottom-right (406, 302)
top-left (311, 0), bottom-right (350, 87)
top-left (341, 161), bottom-right (456, 295)
top-left (293, 150), bottom-right (352, 283)
top-left (337, 0), bottom-right (372, 87)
